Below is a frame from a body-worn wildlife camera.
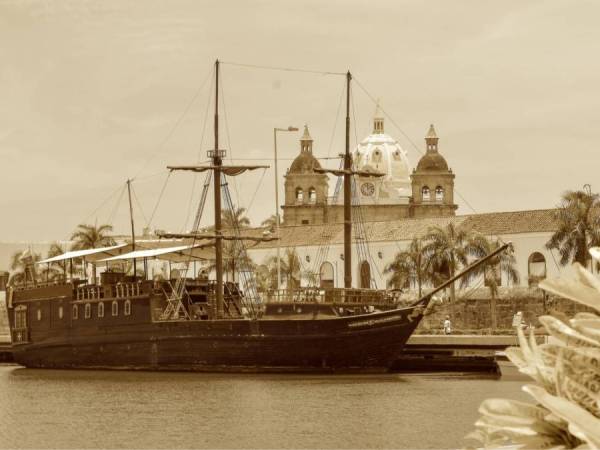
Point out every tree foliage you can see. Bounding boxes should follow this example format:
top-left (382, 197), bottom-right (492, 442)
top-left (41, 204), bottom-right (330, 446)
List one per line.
top-left (70, 223), bottom-right (115, 250)
top-left (384, 237), bottom-right (429, 296)
top-left (546, 189), bottom-right (600, 266)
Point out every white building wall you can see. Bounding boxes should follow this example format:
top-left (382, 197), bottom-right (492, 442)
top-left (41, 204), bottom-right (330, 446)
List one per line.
top-left (247, 230), bottom-right (562, 290)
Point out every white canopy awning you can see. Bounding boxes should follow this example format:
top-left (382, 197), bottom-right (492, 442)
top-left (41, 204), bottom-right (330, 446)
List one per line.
top-left (38, 244), bottom-right (131, 264)
top-left (98, 243), bottom-right (215, 263)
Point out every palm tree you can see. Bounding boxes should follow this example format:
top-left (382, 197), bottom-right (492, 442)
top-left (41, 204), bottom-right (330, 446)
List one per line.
top-left (38, 242), bottom-right (70, 282)
top-left (70, 223), bottom-right (115, 250)
top-left (266, 248), bottom-right (301, 290)
top-left (9, 249), bottom-right (41, 286)
top-left (70, 223), bottom-right (115, 284)
top-left (546, 188), bottom-right (600, 267)
top-left (221, 206), bottom-right (251, 231)
top-left (480, 241), bottom-right (520, 331)
top-left (260, 214), bottom-right (277, 233)
top-left (422, 222), bottom-right (488, 313)
top-left (384, 237), bottom-right (428, 297)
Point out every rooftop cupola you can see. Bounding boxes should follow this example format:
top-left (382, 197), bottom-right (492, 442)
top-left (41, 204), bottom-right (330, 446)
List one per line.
top-left (425, 124), bottom-right (439, 152)
top-left (300, 124), bottom-right (313, 153)
top-left (373, 100), bottom-right (384, 134)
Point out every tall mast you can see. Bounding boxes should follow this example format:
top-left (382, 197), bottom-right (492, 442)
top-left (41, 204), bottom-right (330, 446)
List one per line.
top-left (343, 71), bottom-right (352, 289)
top-left (126, 179), bottom-right (137, 278)
top-left (213, 59), bottom-right (224, 318)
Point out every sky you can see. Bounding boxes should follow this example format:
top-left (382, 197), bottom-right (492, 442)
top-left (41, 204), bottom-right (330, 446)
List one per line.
top-left (1, 0), bottom-right (599, 243)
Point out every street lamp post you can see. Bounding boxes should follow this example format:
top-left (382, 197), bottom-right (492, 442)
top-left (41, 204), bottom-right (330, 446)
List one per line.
top-left (274, 126), bottom-right (298, 292)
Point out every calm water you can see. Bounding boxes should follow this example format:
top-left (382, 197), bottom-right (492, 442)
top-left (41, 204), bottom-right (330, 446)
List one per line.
top-left (0, 365), bottom-right (529, 449)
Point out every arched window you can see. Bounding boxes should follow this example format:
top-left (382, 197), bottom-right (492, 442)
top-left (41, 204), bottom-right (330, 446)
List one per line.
top-left (435, 186), bottom-right (444, 201)
top-left (308, 187), bottom-right (317, 203)
top-left (422, 186), bottom-right (430, 201)
top-left (295, 187), bottom-right (304, 202)
top-left (359, 261), bottom-right (371, 289)
top-left (98, 302), bottom-right (104, 318)
top-left (37, 309), bottom-right (42, 321)
top-left (84, 303), bottom-right (91, 319)
top-left (124, 300), bottom-right (131, 316)
top-left (72, 304), bottom-right (78, 320)
top-left (528, 252), bottom-right (547, 287)
top-left (112, 301), bottom-right (119, 316)
top-left (319, 261), bottom-right (334, 288)
top-left (58, 306), bottom-right (63, 319)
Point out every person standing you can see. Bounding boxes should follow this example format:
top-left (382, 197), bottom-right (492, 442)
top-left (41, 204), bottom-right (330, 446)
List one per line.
top-left (443, 315), bottom-right (452, 335)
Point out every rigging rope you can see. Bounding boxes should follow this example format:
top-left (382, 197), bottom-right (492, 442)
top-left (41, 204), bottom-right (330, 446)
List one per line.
top-left (133, 66), bottom-right (213, 179)
top-left (76, 182), bottom-right (125, 229)
top-left (326, 81), bottom-right (346, 158)
top-left (145, 171), bottom-right (172, 229)
top-left (130, 183), bottom-right (149, 227)
top-left (219, 66), bottom-right (241, 205)
top-left (245, 168), bottom-right (268, 213)
top-left (182, 73), bottom-right (215, 232)
top-left (221, 61), bottom-right (346, 77)
top-left (106, 184), bottom-right (127, 229)
top-left (221, 174), bottom-right (259, 316)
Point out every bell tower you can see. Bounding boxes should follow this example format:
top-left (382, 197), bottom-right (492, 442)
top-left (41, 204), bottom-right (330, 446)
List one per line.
top-left (282, 125), bottom-right (329, 225)
top-left (411, 124), bottom-right (457, 217)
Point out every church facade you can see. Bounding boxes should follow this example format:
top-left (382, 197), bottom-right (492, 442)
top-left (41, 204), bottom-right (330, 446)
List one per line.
top-left (282, 111), bottom-right (457, 226)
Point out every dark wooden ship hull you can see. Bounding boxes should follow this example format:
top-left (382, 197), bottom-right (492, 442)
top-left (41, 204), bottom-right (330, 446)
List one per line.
top-left (7, 282), bottom-right (424, 372)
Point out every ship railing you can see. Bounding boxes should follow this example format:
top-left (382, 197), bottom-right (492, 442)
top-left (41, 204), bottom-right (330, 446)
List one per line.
top-left (75, 282), bottom-right (145, 300)
top-left (114, 282), bottom-right (142, 298)
top-left (266, 287), bottom-right (395, 305)
top-left (76, 285), bottom-right (106, 300)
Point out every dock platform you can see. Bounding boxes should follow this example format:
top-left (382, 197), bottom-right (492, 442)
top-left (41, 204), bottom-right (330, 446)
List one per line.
top-left (394, 334), bottom-right (527, 373)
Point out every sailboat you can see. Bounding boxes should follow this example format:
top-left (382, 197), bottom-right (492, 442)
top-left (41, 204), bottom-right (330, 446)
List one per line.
top-left (6, 60), bottom-right (508, 372)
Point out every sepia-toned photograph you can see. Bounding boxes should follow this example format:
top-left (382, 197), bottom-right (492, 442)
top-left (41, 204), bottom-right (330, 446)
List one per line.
top-left (1, 1), bottom-right (600, 449)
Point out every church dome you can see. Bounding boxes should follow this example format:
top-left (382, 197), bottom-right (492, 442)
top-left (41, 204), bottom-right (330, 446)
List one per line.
top-left (289, 151), bottom-right (322, 174)
top-left (353, 106), bottom-right (412, 202)
top-left (416, 152), bottom-right (448, 172)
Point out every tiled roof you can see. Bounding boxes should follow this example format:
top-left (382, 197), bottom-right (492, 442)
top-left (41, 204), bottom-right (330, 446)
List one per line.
top-left (461, 209), bottom-right (559, 235)
top-left (249, 208), bottom-right (559, 249)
